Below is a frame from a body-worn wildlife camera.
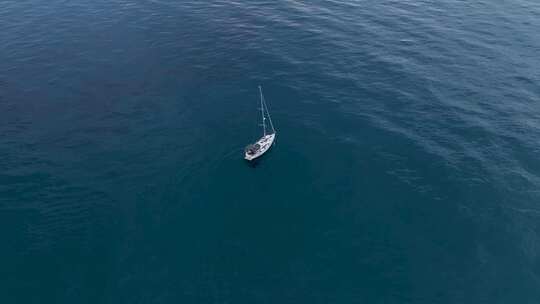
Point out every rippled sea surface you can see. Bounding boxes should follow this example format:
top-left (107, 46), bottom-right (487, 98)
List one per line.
top-left (2, 0), bottom-right (540, 302)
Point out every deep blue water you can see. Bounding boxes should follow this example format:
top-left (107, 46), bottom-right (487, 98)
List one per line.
top-left (2, 0), bottom-right (540, 303)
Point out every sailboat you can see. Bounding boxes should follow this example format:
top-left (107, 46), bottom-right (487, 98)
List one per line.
top-left (244, 86), bottom-right (276, 161)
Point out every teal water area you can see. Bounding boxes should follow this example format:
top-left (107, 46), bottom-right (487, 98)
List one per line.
top-left (2, 0), bottom-right (540, 302)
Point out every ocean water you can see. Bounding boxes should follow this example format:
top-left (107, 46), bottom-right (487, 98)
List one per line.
top-left (2, 0), bottom-right (540, 302)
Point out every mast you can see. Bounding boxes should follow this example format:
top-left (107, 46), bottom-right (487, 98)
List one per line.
top-left (260, 86), bottom-right (275, 134)
top-left (259, 85), bottom-right (266, 136)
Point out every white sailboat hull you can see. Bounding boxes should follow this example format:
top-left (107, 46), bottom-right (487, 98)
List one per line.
top-left (244, 133), bottom-right (275, 161)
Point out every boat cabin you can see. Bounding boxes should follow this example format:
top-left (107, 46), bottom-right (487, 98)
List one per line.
top-left (245, 144), bottom-right (260, 155)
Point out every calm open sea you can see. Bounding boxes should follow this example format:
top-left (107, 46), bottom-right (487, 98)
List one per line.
top-left (2, 0), bottom-right (540, 303)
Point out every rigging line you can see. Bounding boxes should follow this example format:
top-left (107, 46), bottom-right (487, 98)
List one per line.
top-left (259, 86), bottom-right (276, 133)
top-left (264, 98), bottom-right (275, 133)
